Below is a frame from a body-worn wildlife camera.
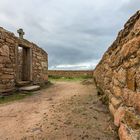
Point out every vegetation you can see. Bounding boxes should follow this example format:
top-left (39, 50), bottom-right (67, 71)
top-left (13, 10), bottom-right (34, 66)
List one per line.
top-left (0, 81), bottom-right (53, 104)
top-left (48, 75), bottom-right (92, 82)
top-left (0, 92), bottom-right (33, 104)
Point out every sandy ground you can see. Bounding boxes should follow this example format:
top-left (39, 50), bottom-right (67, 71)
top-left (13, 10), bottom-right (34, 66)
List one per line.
top-left (0, 79), bottom-right (118, 140)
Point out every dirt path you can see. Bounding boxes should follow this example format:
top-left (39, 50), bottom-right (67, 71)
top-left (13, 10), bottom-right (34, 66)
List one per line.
top-left (0, 79), bottom-right (118, 140)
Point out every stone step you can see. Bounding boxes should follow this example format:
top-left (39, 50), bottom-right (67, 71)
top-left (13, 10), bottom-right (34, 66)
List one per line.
top-left (19, 85), bottom-right (40, 92)
top-left (16, 81), bottom-right (31, 87)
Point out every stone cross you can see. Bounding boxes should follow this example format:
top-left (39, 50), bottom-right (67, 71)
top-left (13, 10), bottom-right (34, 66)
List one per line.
top-left (17, 28), bottom-right (25, 39)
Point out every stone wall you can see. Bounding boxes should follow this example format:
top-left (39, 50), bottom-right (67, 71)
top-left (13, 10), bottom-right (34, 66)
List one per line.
top-left (32, 44), bottom-right (48, 84)
top-left (0, 28), bottom-right (16, 93)
top-left (94, 11), bottom-right (140, 139)
top-left (0, 27), bottom-right (48, 93)
top-left (48, 70), bottom-right (93, 78)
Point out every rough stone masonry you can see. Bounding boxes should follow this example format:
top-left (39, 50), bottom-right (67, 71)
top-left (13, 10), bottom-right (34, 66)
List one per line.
top-left (94, 11), bottom-right (140, 140)
top-left (0, 27), bottom-right (48, 93)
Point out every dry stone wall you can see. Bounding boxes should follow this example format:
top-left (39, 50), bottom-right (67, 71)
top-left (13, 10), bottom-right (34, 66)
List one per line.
top-left (0, 27), bottom-right (48, 93)
top-left (0, 28), bottom-right (17, 93)
top-left (32, 44), bottom-right (48, 84)
top-left (48, 70), bottom-right (93, 78)
top-left (94, 11), bottom-right (140, 140)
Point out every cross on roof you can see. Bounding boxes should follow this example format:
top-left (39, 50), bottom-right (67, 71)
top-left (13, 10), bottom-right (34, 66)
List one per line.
top-left (17, 28), bottom-right (25, 39)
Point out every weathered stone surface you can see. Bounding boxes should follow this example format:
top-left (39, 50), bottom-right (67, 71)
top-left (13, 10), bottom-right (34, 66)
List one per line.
top-left (0, 45), bottom-right (9, 57)
top-left (123, 110), bottom-right (140, 130)
top-left (19, 85), bottom-right (40, 91)
top-left (112, 86), bottom-right (122, 97)
top-left (123, 89), bottom-right (140, 112)
top-left (114, 107), bottom-right (125, 127)
top-left (109, 103), bottom-right (116, 116)
top-left (119, 123), bottom-right (133, 140)
top-left (94, 11), bottom-right (140, 139)
top-left (6, 38), bottom-right (15, 44)
top-left (126, 68), bottom-right (136, 91)
top-left (111, 97), bottom-right (122, 109)
top-left (1, 74), bottom-right (14, 79)
top-left (0, 84), bottom-right (6, 89)
top-left (114, 68), bottom-right (126, 85)
top-left (135, 67), bottom-right (140, 92)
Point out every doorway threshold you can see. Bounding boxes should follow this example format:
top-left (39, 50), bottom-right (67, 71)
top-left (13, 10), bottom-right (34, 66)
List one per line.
top-left (16, 81), bottom-right (31, 87)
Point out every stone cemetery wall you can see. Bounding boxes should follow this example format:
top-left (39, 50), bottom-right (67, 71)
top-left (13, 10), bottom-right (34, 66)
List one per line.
top-left (94, 11), bottom-right (140, 139)
top-left (0, 27), bottom-right (48, 93)
top-left (0, 28), bottom-right (16, 93)
top-left (32, 44), bottom-right (48, 84)
top-left (48, 70), bottom-right (93, 78)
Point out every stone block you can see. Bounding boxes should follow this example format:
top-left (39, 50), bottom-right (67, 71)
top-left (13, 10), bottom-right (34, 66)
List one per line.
top-left (120, 37), bottom-right (140, 59)
top-left (109, 103), bottom-right (116, 117)
top-left (122, 89), bottom-right (140, 112)
top-left (0, 84), bottom-right (6, 89)
top-left (135, 67), bottom-right (140, 91)
top-left (126, 68), bottom-right (136, 91)
top-left (0, 39), bottom-right (4, 43)
top-left (111, 97), bottom-right (122, 108)
top-left (113, 86), bottom-right (122, 97)
top-left (0, 64), bottom-right (3, 68)
top-left (123, 110), bottom-right (140, 129)
top-left (114, 107), bottom-right (125, 127)
top-left (116, 68), bottom-right (126, 85)
top-left (1, 74), bottom-right (14, 79)
top-left (119, 123), bottom-right (133, 140)
top-left (6, 38), bottom-right (15, 44)
top-left (113, 78), bottom-right (120, 86)
top-left (5, 64), bottom-right (13, 68)
top-left (19, 85), bottom-right (40, 92)
top-left (36, 56), bottom-right (42, 59)
top-left (0, 45), bottom-right (9, 57)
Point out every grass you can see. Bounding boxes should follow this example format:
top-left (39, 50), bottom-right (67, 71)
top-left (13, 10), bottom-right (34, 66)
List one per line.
top-left (0, 81), bottom-right (53, 105)
top-left (48, 75), bottom-right (92, 82)
top-left (0, 92), bottom-right (33, 104)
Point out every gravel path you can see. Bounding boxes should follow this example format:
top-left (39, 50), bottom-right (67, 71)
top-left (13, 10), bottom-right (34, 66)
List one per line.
top-left (0, 79), bottom-right (118, 140)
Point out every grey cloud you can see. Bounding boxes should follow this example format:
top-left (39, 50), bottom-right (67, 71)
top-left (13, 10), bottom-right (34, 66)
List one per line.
top-left (119, 0), bottom-right (140, 14)
top-left (0, 0), bottom-right (140, 69)
top-left (48, 45), bottom-right (97, 66)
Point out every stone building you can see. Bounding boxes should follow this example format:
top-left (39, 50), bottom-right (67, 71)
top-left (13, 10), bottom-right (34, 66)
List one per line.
top-left (94, 11), bottom-right (140, 139)
top-left (0, 27), bottom-right (48, 93)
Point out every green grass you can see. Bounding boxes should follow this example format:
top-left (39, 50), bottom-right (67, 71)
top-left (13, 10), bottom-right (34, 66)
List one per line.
top-left (0, 92), bottom-right (33, 104)
top-left (0, 82), bottom-right (53, 105)
top-left (48, 75), bottom-right (92, 82)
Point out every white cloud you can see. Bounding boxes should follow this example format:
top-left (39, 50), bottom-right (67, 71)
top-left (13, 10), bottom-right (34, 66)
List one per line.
top-left (50, 59), bottom-right (100, 70)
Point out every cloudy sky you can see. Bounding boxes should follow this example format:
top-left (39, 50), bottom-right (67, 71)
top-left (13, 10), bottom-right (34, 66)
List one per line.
top-left (0, 0), bottom-right (140, 70)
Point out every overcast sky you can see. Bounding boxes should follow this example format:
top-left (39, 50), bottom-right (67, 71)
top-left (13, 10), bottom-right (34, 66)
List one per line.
top-left (0, 0), bottom-right (140, 70)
